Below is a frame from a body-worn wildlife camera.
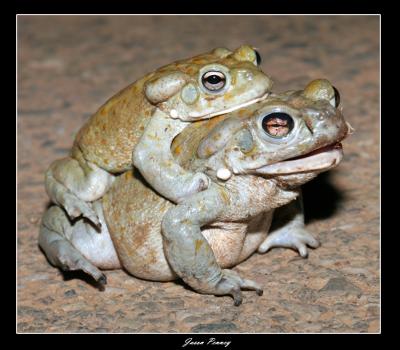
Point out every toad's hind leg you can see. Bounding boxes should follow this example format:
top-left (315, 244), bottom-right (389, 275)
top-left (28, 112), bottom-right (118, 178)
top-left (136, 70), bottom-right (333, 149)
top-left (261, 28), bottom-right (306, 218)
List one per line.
top-left (45, 149), bottom-right (115, 226)
top-left (39, 202), bottom-right (120, 285)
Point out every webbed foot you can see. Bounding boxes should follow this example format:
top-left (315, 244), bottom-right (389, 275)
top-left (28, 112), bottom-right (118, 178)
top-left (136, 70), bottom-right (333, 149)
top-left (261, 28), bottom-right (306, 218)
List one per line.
top-left (258, 227), bottom-right (320, 258)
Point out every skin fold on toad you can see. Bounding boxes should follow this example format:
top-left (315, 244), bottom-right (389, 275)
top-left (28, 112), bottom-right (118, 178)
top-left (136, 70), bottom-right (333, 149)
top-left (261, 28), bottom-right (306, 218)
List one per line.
top-left (44, 45), bottom-right (273, 227)
top-left (39, 79), bottom-right (353, 306)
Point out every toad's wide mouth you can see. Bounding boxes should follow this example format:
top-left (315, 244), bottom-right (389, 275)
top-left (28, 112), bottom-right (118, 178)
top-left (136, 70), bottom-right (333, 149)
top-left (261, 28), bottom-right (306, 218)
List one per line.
top-left (256, 143), bottom-right (344, 175)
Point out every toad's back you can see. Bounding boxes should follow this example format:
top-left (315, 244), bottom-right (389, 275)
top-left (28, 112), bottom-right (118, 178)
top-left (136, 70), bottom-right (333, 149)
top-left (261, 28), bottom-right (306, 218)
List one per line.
top-left (73, 75), bottom-right (156, 173)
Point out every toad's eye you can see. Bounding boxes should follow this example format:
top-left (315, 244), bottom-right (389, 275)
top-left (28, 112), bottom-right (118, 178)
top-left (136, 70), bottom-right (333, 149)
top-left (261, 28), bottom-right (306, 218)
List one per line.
top-left (262, 113), bottom-right (294, 137)
top-left (201, 71), bottom-right (226, 92)
top-left (333, 86), bottom-right (340, 108)
top-left (254, 49), bottom-right (262, 66)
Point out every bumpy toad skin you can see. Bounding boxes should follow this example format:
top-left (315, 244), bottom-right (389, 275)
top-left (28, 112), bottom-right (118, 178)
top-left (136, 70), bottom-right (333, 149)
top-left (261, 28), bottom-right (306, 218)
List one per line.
top-left (45, 46), bottom-right (273, 225)
top-left (39, 79), bottom-right (351, 305)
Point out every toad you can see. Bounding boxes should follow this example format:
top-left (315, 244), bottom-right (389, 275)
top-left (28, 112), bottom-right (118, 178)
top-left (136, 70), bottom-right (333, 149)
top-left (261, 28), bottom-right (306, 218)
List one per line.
top-left (44, 46), bottom-right (273, 225)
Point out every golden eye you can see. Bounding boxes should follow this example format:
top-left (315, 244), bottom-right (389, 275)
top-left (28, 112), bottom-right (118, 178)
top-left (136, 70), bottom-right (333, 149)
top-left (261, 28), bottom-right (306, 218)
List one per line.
top-left (201, 71), bottom-right (226, 92)
top-left (262, 113), bottom-right (294, 137)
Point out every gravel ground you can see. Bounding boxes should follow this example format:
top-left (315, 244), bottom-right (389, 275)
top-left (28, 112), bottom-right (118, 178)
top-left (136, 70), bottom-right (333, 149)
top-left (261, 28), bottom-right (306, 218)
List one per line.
top-left (17, 15), bottom-right (380, 333)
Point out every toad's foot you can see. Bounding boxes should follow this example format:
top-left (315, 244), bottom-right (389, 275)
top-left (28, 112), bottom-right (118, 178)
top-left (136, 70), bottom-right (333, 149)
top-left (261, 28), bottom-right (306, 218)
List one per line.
top-left (62, 191), bottom-right (100, 227)
top-left (258, 227), bottom-right (320, 258)
top-left (213, 269), bottom-right (263, 306)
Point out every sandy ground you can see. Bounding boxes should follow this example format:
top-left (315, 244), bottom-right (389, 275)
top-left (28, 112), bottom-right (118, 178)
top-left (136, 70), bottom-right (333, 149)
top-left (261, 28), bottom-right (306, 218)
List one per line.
top-left (17, 15), bottom-right (379, 333)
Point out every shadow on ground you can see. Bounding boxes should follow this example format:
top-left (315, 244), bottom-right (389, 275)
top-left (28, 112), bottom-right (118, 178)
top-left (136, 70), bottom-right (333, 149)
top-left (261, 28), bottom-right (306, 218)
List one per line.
top-left (303, 172), bottom-right (345, 224)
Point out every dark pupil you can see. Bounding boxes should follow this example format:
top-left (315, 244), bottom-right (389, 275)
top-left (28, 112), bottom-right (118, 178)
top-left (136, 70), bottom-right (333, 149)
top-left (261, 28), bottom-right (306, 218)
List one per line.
top-left (333, 86), bottom-right (340, 107)
top-left (206, 75), bottom-right (222, 84)
top-left (262, 113), bottom-right (294, 137)
top-left (255, 50), bottom-right (262, 65)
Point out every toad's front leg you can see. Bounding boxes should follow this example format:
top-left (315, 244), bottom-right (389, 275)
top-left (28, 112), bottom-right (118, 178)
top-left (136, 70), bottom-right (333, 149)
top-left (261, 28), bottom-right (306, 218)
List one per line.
top-left (161, 185), bottom-right (263, 306)
top-left (258, 190), bottom-right (320, 258)
top-left (133, 110), bottom-right (209, 204)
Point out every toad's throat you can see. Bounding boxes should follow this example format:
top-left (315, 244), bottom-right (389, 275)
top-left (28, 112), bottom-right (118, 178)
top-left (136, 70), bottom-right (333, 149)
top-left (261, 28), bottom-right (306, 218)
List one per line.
top-left (256, 143), bottom-right (343, 175)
